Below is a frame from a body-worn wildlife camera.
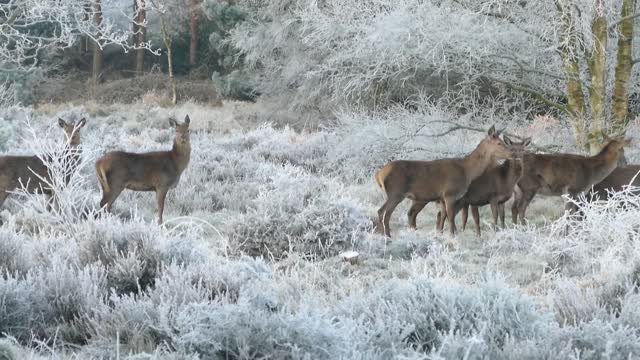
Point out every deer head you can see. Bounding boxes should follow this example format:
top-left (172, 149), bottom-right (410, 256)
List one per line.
top-left (58, 117), bottom-right (87, 146)
top-left (481, 125), bottom-right (513, 160)
top-left (169, 115), bottom-right (191, 147)
top-left (503, 135), bottom-right (531, 158)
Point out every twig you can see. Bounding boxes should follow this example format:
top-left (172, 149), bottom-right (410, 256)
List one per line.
top-left (414, 120), bottom-right (562, 153)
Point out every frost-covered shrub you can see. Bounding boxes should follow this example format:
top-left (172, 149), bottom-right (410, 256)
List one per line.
top-left (0, 276), bottom-right (34, 341)
top-left (0, 227), bottom-right (31, 275)
top-left (86, 259), bottom-right (272, 357)
top-left (341, 277), bottom-right (550, 354)
top-left (170, 302), bottom-right (354, 359)
top-left (228, 166), bottom-right (371, 260)
top-left (26, 260), bottom-right (107, 344)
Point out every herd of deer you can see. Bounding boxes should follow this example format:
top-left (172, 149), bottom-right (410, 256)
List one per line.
top-left (375, 125), bottom-right (635, 237)
top-left (0, 115), bottom-right (191, 224)
top-left (0, 118), bottom-right (635, 235)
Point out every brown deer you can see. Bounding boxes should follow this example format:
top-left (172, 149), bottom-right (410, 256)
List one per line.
top-left (586, 165), bottom-right (640, 201)
top-left (434, 136), bottom-right (530, 236)
top-left (95, 115), bottom-right (191, 224)
top-left (374, 125), bottom-right (513, 237)
top-left (511, 134), bottom-right (631, 224)
top-left (0, 118), bottom-right (86, 209)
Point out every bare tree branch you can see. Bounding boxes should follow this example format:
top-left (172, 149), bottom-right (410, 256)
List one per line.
top-left (487, 76), bottom-right (568, 114)
top-left (416, 120), bottom-right (561, 153)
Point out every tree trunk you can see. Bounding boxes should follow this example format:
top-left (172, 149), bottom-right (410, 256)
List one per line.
top-left (134, 0), bottom-right (146, 76)
top-left (91, 0), bottom-right (104, 86)
top-left (188, 0), bottom-right (200, 69)
top-left (611, 0), bottom-right (636, 135)
top-left (79, 2), bottom-right (91, 55)
top-left (586, 2), bottom-right (608, 154)
top-left (556, 1), bottom-right (587, 149)
top-left (159, 13), bottom-right (177, 104)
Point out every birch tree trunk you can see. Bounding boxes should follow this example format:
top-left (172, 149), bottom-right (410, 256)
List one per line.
top-left (134, 0), bottom-right (147, 76)
top-left (188, 0), bottom-right (200, 69)
top-left (159, 13), bottom-right (177, 104)
top-left (91, 0), bottom-right (104, 86)
top-left (611, 0), bottom-right (636, 135)
top-left (586, 0), bottom-right (608, 154)
top-left (556, 1), bottom-right (587, 150)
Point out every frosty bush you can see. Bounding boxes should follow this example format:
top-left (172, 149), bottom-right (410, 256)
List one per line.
top-left (228, 165), bottom-right (371, 260)
top-left (341, 277), bottom-right (550, 355)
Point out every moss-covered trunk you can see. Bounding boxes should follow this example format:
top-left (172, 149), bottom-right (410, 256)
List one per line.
top-left (586, 3), bottom-right (608, 154)
top-left (611, 0), bottom-right (636, 135)
top-left (556, 1), bottom-right (588, 149)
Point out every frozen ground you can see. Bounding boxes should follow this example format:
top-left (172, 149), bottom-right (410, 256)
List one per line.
top-left (1, 102), bottom-right (640, 359)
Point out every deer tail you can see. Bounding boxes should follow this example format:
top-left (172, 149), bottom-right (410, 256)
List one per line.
top-left (374, 164), bottom-right (392, 201)
top-left (95, 160), bottom-right (110, 193)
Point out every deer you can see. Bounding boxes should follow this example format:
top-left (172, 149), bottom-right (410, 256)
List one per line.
top-left (95, 115), bottom-right (191, 225)
top-left (587, 165), bottom-right (640, 201)
top-left (434, 135), bottom-right (530, 236)
top-left (0, 118), bottom-right (87, 209)
top-left (511, 133), bottom-right (631, 224)
top-left (373, 125), bottom-right (513, 237)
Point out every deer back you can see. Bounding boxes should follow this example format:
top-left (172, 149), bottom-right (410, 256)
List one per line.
top-left (0, 155), bottom-right (51, 193)
top-left (591, 165), bottom-right (640, 199)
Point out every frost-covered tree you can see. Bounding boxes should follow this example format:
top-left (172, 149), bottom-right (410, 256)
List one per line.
top-left (0, 0), bottom-right (155, 98)
top-left (230, 0), bottom-right (640, 152)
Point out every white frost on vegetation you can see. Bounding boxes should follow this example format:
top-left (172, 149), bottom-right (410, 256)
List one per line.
top-left (0, 103), bottom-right (639, 358)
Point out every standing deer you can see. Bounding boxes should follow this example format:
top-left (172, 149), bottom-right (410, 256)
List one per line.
top-left (374, 125), bottom-right (513, 237)
top-left (0, 118), bottom-right (86, 209)
top-left (95, 115), bottom-right (191, 224)
top-left (511, 134), bottom-right (631, 224)
top-left (434, 136), bottom-right (530, 236)
top-left (588, 165), bottom-right (640, 200)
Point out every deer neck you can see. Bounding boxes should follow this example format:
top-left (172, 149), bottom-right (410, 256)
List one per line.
top-left (462, 141), bottom-right (496, 180)
top-left (590, 145), bottom-right (620, 182)
top-left (172, 142), bottom-right (191, 173)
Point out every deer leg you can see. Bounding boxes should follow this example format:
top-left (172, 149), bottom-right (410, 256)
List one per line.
top-left (460, 204), bottom-right (469, 231)
top-left (0, 191), bottom-right (8, 209)
top-left (498, 203), bottom-right (506, 228)
top-left (436, 209), bottom-right (443, 232)
top-left (377, 195), bottom-right (403, 237)
top-left (437, 201), bottom-right (447, 233)
top-left (100, 184), bottom-right (125, 212)
top-left (45, 193), bottom-right (54, 212)
top-left (443, 195), bottom-right (457, 236)
top-left (471, 205), bottom-right (481, 237)
top-left (517, 191), bottom-right (536, 225)
top-left (511, 188), bottom-right (522, 224)
top-left (155, 188), bottom-right (169, 225)
top-left (407, 201), bottom-right (428, 230)
top-left (564, 193), bottom-right (581, 217)
top-left (489, 199), bottom-right (499, 231)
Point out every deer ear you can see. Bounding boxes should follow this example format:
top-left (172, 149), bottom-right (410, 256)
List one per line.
top-left (184, 115), bottom-right (191, 125)
top-left (625, 137), bottom-right (633, 146)
top-left (503, 135), bottom-right (513, 146)
top-left (77, 118), bottom-right (87, 128)
top-left (488, 125), bottom-right (496, 136)
top-left (601, 130), bottom-right (610, 141)
top-left (523, 137), bottom-right (532, 146)
top-left (169, 118), bottom-right (178, 127)
top-left (58, 118), bottom-right (66, 128)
